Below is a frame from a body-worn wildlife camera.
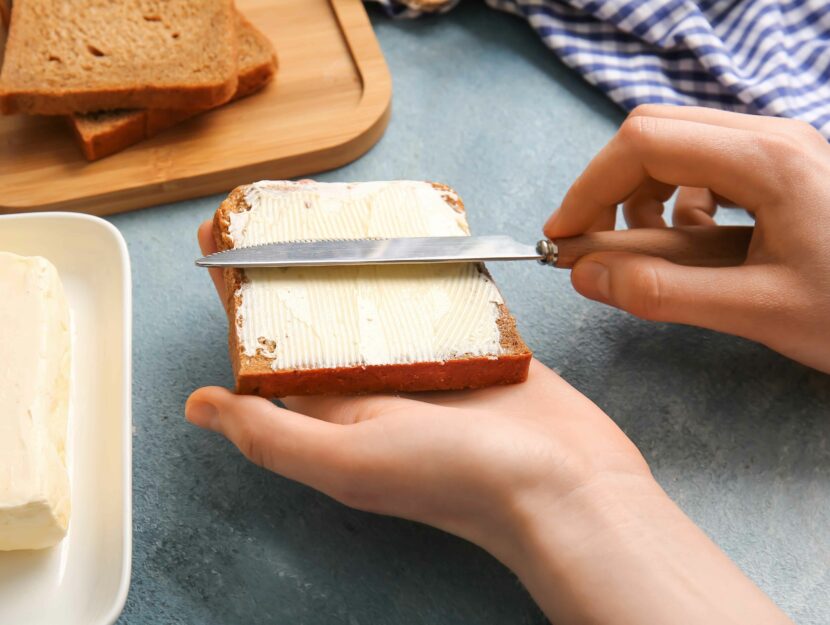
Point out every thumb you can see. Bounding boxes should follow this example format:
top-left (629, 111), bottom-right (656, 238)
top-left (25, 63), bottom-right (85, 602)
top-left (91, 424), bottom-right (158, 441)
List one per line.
top-left (185, 386), bottom-right (346, 492)
top-left (570, 252), bottom-right (783, 338)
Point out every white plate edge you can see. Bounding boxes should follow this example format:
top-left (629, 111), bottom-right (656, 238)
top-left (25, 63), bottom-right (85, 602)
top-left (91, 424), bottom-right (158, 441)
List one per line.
top-left (0, 212), bottom-right (134, 625)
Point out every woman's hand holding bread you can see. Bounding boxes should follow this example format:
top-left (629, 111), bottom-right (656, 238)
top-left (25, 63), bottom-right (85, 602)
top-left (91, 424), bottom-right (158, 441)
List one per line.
top-left (188, 221), bottom-right (649, 550)
top-left (187, 220), bottom-right (792, 625)
top-left (546, 105), bottom-right (830, 373)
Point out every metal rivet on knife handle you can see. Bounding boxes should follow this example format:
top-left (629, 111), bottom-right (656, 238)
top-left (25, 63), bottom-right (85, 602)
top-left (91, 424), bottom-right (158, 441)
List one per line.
top-left (535, 239), bottom-right (558, 266)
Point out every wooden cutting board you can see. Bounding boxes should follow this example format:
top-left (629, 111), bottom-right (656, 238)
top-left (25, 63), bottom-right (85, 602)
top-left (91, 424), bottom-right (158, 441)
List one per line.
top-left (0, 0), bottom-right (391, 215)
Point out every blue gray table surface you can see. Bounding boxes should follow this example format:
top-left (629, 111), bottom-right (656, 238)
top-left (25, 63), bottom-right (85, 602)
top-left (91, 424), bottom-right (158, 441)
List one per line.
top-left (110, 3), bottom-right (830, 623)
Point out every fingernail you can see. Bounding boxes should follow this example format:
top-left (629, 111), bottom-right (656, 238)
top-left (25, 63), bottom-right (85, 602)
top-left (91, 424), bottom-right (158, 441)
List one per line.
top-left (575, 261), bottom-right (611, 302)
top-left (186, 400), bottom-right (219, 431)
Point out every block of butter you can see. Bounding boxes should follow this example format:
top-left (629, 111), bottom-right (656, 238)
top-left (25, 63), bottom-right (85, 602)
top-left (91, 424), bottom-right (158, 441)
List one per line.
top-left (0, 252), bottom-right (71, 551)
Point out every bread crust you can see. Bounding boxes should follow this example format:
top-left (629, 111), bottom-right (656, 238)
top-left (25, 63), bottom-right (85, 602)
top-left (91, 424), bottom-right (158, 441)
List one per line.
top-left (234, 353), bottom-right (532, 397)
top-left (1, 81), bottom-right (238, 115)
top-left (213, 182), bottom-right (532, 397)
top-left (68, 13), bottom-right (276, 160)
top-left (67, 111), bottom-right (147, 161)
top-left (0, 0), bottom-right (8, 72)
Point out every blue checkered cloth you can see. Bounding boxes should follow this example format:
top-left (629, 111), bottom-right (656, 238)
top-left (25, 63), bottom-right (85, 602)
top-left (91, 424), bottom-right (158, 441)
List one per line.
top-left (372, 0), bottom-right (830, 138)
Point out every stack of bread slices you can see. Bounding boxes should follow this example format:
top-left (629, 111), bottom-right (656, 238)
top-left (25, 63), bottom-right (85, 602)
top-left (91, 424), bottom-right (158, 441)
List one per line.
top-left (0, 0), bottom-right (276, 160)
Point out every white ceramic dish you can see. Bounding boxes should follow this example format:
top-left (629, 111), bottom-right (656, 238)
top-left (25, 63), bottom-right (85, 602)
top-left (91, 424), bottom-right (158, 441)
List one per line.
top-left (0, 213), bottom-right (132, 625)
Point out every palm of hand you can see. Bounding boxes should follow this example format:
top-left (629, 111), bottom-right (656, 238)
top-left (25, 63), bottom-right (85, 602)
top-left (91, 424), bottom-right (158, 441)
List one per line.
top-left (283, 361), bottom-right (646, 540)
top-left (189, 221), bottom-right (648, 549)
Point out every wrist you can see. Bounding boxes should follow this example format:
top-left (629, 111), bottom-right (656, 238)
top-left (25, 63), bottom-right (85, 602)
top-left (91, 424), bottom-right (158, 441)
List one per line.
top-left (488, 472), bottom-right (790, 625)
top-left (452, 451), bottom-right (662, 575)
top-left (488, 471), bottom-right (672, 622)
top-left (502, 471), bottom-right (667, 574)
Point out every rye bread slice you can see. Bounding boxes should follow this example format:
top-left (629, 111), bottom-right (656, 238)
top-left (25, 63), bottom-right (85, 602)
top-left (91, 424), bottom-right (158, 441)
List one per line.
top-left (213, 181), bottom-right (532, 397)
top-left (0, 1), bottom-right (8, 71)
top-left (68, 13), bottom-right (276, 161)
top-left (0, 0), bottom-right (238, 115)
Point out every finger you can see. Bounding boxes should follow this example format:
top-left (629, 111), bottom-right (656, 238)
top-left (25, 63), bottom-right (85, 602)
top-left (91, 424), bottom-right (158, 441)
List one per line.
top-left (198, 220), bottom-right (226, 302)
top-left (629, 105), bottom-right (820, 212)
top-left (545, 116), bottom-right (789, 239)
top-left (406, 360), bottom-right (565, 410)
top-left (406, 387), bottom-right (516, 409)
top-left (282, 394), bottom-right (427, 425)
top-left (570, 252), bottom-right (785, 339)
top-left (714, 193), bottom-right (740, 208)
top-left (672, 187), bottom-right (717, 226)
top-left (186, 386), bottom-right (347, 491)
top-left (629, 104), bottom-right (827, 148)
top-left (587, 209), bottom-right (617, 232)
top-left (284, 359), bottom-right (579, 419)
top-left (622, 177), bottom-right (676, 228)
top-left (551, 200), bottom-right (617, 235)
top-left (405, 381), bottom-right (533, 411)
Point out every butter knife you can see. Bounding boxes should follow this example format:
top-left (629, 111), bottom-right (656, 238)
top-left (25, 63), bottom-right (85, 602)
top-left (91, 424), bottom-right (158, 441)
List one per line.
top-left (196, 226), bottom-right (753, 269)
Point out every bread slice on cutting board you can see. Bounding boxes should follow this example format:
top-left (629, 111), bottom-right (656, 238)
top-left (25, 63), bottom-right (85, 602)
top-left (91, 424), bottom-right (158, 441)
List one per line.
top-left (68, 13), bottom-right (277, 161)
top-left (213, 180), bottom-right (532, 397)
top-left (0, 0), bottom-right (238, 115)
top-left (0, 0), bottom-right (9, 70)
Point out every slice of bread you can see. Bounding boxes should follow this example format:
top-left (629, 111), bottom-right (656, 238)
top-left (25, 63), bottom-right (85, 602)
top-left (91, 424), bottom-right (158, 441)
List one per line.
top-left (0, 0), bottom-right (238, 115)
top-left (0, 1), bottom-right (8, 71)
top-left (213, 180), bottom-right (532, 397)
top-left (68, 13), bottom-right (277, 161)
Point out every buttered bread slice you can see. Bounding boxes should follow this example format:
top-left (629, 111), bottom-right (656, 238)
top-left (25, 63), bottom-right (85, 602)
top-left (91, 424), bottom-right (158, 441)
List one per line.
top-left (214, 180), bottom-right (531, 396)
top-left (0, 252), bottom-right (71, 550)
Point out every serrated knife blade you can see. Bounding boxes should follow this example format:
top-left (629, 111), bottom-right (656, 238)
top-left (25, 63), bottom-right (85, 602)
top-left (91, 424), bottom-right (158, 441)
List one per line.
top-left (195, 235), bottom-right (554, 268)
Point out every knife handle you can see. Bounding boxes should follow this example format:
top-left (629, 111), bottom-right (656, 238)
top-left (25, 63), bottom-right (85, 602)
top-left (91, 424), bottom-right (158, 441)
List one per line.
top-left (548, 226), bottom-right (754, 269)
